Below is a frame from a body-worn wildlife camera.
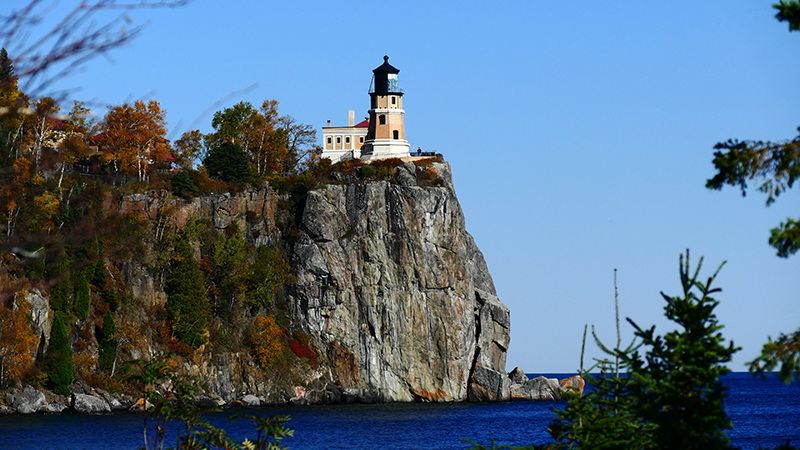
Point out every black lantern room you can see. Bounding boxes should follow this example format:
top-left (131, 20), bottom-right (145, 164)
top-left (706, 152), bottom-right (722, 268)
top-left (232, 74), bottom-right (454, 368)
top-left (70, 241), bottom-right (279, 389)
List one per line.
top-left (370, 56), bottom-right (402, 95)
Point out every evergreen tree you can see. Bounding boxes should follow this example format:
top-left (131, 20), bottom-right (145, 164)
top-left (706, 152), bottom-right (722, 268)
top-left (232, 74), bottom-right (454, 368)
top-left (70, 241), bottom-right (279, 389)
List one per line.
top-left (210, 223), bottom-right (248, 318)
top-left (0, 47), bottom-right (24, 159)
top-left (491, 252), bottom-right (739, 450)
top-left (46, 313), bottom-right (74, 395)
top-left (203, 142), bottom-right (252, 183)
top-left (49, 279), bottom-right (73, 313)
top-left (624, 253), bottom-right (739, 450)
top-left (0, 47), bottom-right (20, 107)
top-left (170, 170), bottom-right (198, 197)
top-left (73, 271), bottom-right (91, 320)
top-left (47, 246), bottom-right (73, 312)
top-left (707, 0), bottom-right (800, 385)
top-left (99, 311), bottom-right (117, 371)
top-left (248, 245), bottom-right (293, 310)
top-left (166, 239), bottom-right (209, 348)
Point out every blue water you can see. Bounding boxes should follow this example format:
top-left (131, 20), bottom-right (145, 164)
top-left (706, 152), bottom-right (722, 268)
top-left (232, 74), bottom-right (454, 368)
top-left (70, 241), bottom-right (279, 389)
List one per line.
top-left (0, 373), bottom-right (797, 449)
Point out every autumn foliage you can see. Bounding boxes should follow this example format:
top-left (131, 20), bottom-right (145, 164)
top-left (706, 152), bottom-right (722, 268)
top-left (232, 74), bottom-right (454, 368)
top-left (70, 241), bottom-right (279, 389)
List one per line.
top-left (0, 47), bottom-right (314, 397)
top-left (98, 99), bottom-right (170, 181)
top-left (0, 296), bottom-right (37, 387)
top-left (249, 314), bottom-right (287, 369)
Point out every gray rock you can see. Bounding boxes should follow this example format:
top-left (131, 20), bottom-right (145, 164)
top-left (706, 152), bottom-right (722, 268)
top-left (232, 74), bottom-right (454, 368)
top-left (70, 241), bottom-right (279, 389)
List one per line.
top-left (509, 367), bottom-right (528, 384)
top-left (41, 402), bottom-right (69, 413)
top-left (342, 388), bottom-right (379, 404)
top-left (97, 389), bottom-right (126, 412)
top-left (287, 165), bottom-right (509, 403)
top-left (468, 365), bottom-right (511, 402)
top-left (241, 394), bottom-right (260, 407)
top-left (10, 385), bottom-right (46, 414)
top-left (510, 376), bottom-right (562, 401)
top-left (72, 394), bottom-right (111, 413)
top-left (0, 404), bottom-right (14, 415)
top-left (22, 290), bottom-right (50, 358)
top-left (474, 289), bottom-right (511, 371)
top-left (393, 162), bottom-right (417, 187)
top-left (68, 381), bottom-right (92, 395)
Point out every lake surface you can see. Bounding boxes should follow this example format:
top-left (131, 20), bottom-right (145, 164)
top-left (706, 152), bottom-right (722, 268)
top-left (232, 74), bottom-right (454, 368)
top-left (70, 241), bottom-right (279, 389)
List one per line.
top-left (1, 373), bottom-right (797, 449)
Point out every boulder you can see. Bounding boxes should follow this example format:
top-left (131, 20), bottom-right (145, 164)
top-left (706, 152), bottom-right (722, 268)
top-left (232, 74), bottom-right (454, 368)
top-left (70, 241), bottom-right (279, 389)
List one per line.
top-left (510, 376), bottom-right (562, 401)
top-left (559, 375), bottom-right (585, 395)
top-left (9, 385), bottom-right (47, 414)
top-left (474, 289), bottom-right (511, 371)
top-left (0, 404), bottom-right (14, 415)
top-left (240, 394), bottom-right (260, 407)
top-left (341, 388), bottom-right (379, 404)
top-left (72, 394), bottom-right (111, 413)
top-left (41, 402), bottom-right (69, 413)
top-left (68, 381), bottom-right (92, 395)
top-left (97, 389), bottom-right (127, 412)
top-left (508, 366), bottom-right (528, 384)
top-left (468, 364), bottom-right (510, 402)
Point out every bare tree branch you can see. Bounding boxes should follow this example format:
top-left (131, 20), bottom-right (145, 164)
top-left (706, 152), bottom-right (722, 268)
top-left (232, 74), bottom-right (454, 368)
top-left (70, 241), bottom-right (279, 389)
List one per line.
top-left (1, 0), bottom-right (190, 99)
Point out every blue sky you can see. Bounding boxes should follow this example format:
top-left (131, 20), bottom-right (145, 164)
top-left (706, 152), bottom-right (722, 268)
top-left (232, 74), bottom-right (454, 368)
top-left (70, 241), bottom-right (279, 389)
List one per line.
top-left (7, 0), bottom-right (799, 373)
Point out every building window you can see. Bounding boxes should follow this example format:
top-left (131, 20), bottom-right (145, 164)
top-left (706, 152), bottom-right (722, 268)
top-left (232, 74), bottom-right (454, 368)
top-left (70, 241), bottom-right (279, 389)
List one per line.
top-left (327, 137), bottom-right (332, 144)
top-left (360, 137), bottom-right (364, 143)
top-left (336, 137), bottom-right (341, 144)
top-left (379, 115), bottom-right (386, 125)
top-left (345, 137), bottom-right (350, 144)
top-left (393, 130), bottom-right (399, 139)
top-left (391, 96), bottom-right (396, 105)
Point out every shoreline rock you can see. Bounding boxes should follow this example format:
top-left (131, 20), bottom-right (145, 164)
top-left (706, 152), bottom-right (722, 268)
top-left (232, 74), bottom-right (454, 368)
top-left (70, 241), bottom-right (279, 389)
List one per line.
top-left (0, 372), bottom-right (586, 415)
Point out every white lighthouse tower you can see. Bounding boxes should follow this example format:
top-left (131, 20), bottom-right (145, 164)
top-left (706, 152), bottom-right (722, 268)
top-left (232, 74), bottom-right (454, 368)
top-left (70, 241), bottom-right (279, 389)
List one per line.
top-left (361, 56), bottom-right (410, 160)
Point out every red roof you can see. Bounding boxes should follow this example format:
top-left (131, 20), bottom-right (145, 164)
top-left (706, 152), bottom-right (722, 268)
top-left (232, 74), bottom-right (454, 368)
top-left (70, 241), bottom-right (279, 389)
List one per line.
top-left (355, 119), bottom-right (369, 128)
top-left (164, 155), bottom-right (176, 162)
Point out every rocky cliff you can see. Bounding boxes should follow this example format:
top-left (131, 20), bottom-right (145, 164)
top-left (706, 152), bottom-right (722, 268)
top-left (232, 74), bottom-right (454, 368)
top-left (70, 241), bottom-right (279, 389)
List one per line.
top-left (7, 158), bottom-right (514, 408)
top-left (288, 161), bottom-right (509, 402)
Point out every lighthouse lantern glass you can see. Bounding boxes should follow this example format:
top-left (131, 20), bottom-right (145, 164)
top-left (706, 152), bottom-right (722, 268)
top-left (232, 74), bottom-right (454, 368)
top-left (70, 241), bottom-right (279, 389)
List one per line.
top-left (387, 73), bottom-right (399, 92)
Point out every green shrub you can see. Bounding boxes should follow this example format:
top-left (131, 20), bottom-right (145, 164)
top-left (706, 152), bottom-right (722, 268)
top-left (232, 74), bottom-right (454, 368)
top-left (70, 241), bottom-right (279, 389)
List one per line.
top-left (357, 165), bottom-right (374, 179)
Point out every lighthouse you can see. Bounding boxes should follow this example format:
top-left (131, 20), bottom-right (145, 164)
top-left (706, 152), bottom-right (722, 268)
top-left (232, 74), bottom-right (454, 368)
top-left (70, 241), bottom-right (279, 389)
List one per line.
top-left (361, 56), bottom-right (410, 160)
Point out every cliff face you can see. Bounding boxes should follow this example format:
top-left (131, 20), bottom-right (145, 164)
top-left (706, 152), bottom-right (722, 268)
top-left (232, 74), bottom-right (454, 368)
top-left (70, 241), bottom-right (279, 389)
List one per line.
top-left (114, 160), bottom-right (511, 404)
top-left (290, 161), bottom-right (509, 402)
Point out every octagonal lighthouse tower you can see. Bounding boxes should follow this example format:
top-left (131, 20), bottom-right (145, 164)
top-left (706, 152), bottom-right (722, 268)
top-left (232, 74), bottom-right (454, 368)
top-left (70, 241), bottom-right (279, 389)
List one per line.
top-left (361, 56), bottom-right (410, 160)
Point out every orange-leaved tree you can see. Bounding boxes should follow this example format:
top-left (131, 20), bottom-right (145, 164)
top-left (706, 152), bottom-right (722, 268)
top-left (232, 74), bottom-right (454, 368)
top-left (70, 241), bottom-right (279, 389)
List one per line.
top-left (99, 99), bottom-right (170, 181)
top-left (249, 314), bottom-right (287, 369)
top-left (0, 295), bottom-right (38, 387)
